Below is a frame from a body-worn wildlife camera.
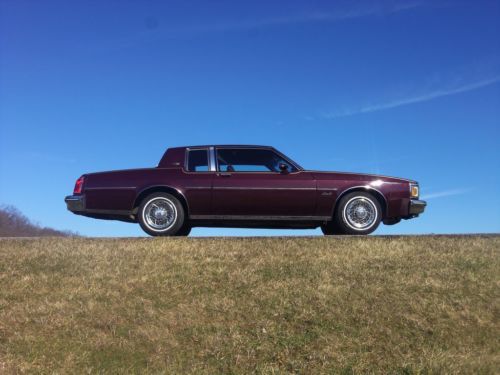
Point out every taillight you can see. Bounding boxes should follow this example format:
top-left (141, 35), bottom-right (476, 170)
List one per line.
top-left (73, 176), bottom-right (85, 194)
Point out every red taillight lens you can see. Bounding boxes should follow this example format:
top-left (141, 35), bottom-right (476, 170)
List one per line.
top-left (73, 176), bottom-right (85, 194)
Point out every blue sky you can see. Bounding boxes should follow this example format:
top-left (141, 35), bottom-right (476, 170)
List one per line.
top-left (1, 0), bottom-right (499, 236)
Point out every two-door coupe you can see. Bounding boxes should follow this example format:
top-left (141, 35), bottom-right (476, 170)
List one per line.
top-left (65, 145), bottom-right (426, 236)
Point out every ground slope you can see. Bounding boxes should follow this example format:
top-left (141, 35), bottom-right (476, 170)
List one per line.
top-left (0, 236), bottom-right (498, 373)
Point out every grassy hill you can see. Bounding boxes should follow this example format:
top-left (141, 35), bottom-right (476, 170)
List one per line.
top-left (0, 236), bottom-right (498, 373)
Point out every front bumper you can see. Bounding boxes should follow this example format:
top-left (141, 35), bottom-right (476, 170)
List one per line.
top-left (65, 195), bottom-right (85, 212)
top-left (409, 199), bottom-right (426, 216)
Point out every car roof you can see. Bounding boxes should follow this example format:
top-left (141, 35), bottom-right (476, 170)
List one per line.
top-left (158, 145), bottom-right (279, 168)
top-left (180, 145), bottom-right (273, 149)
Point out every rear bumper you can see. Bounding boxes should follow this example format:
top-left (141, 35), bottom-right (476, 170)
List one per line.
top-left (409, 199), bottom-right (426, 216)
top-left (65, 195), bottom-right (85, 212)
top-left (64, 195), bottom-right (135, 223)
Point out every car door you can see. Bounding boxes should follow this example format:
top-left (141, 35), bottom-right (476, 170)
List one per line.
top-left (181, 147), bottom-right (215, 216)
top-left (211, 147), bottom-right (317, 217)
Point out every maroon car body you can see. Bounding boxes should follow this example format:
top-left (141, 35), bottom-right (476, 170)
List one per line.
top-left (65, 145), bottom-right (426, 236)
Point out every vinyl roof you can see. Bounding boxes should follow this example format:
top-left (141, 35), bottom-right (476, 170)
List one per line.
top-left (175, 145), bottom-right (273, 149)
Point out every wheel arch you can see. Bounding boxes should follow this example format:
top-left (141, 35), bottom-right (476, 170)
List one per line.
top-left (332, 186), bottom-right (387, 218)
top-left (133, 185), bottom-right (189, 217)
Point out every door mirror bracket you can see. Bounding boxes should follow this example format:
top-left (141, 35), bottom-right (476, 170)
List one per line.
top-left (279, 163), bottom-right (289, 174)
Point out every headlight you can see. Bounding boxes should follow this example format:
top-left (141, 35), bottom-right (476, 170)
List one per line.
top-left (410, 183), bottom-right (419, 199)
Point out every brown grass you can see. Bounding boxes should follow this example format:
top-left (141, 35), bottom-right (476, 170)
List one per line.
top-left (0, 236), bottom-right (499, 374)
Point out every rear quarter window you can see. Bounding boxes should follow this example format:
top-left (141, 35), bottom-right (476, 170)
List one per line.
top-left (186, 149), bottom-right (209, 172)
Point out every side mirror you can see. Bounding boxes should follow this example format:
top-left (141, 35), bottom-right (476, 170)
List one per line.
top-left (279, 163), bottom-right (289, 174)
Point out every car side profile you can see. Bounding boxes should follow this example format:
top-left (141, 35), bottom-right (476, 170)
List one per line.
top-left (65, 145), bottom-right (426, 236)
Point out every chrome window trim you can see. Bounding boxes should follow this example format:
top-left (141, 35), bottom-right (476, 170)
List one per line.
top-left (209, 147), bottom-right (216, 172)
top-left (184, 147), bottom-right (210, 172)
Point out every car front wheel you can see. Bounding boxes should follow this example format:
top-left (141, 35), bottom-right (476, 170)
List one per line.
top-left (333, 192), bottom-right (381, 235)
top-left (320, 221), bottom-right (341, 235)
top-left (174, 223), bottom-right (191, 237)
top-left (138, 193), bottom-right (185, 236)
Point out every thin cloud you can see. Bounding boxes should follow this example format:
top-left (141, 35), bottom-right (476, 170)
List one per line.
top-left (421, 188), bottom-right (472, 200)
top-left (99, 2), bottom-right (426, 49)
top-left (322, 75), bottom-right (500, 119)
top-left (192, 2), bottom-right (423, 33)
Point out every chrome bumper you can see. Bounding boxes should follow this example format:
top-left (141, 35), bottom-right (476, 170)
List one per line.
top-left (65, 195), bottom-right (85, 212)
top-left (409, 199), bottom-right (426, 216)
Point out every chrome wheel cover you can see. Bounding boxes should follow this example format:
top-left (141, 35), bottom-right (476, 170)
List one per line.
top-left (143, 197), bottom-right (177, 231)
top-left (343, 196), bottom-right (378, 230)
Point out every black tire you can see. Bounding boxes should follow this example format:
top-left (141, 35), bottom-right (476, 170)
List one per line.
top-left (137, 193), bottom-right (185, 236)
top-left (320, 221), bottom-right (341, 235)
top-left (174, 223), bottom-right (191, 237)
top-left (333, 192), bottom-right (382, 235)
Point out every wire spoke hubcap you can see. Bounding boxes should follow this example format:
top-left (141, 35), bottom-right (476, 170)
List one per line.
top-left (144, 198), bottom-right (176, 230)
top-left (343, 197), bottom-right (377, 230)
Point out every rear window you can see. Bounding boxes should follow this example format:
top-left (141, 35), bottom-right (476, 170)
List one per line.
top-left (186, 149), bottom-right (209, 172)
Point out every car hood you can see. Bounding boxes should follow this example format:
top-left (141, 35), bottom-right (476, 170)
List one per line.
top-left (308, 170), bottom-right (416, 184)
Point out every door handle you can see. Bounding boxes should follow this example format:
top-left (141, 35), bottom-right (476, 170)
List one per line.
top-left (218, 173), bottom-right (232, 177)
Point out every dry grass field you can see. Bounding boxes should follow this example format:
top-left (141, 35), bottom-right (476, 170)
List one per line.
top-left (0, 235), bottom-right (499, 374)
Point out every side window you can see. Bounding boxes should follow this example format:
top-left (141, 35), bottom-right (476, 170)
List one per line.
top-left (187, 149), bottom-right (209, 172)
top-left (216, 148), bottom-right (297, 172)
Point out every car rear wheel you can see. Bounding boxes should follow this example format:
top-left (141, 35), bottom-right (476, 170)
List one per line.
top-left (138, 193), bottom-right (185, 236)
top-left (333, 192), bottom-right (381, 235)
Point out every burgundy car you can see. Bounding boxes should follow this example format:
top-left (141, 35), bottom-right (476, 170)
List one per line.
top-left (65, 145), bottom-right (426, 236)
